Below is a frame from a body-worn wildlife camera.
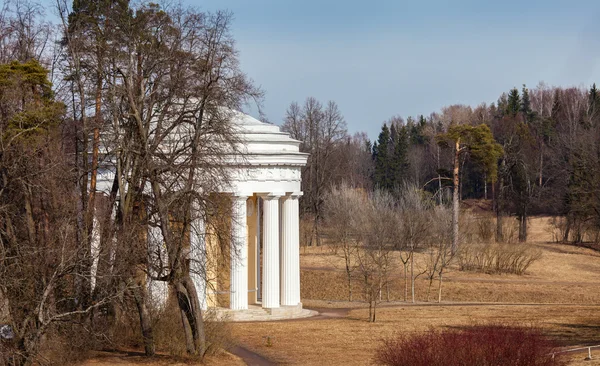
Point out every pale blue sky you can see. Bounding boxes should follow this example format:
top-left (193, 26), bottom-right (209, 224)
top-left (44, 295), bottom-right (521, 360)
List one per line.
top-left (43, 0), bottom-right (600, 139)
top-left (194, 0), bottom-right (600, 138)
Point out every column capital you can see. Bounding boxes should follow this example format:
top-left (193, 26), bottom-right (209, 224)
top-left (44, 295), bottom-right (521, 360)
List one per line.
top-left (287, 191), bottom-right (303, 199)
top-left (259, 192), bottom-right (285, 200)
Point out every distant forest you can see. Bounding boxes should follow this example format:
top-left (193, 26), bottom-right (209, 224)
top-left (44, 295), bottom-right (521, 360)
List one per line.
top-left (284, 83), bottom-right (600, 245)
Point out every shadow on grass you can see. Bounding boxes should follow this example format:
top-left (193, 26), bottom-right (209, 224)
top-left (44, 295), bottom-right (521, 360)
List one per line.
top-left (547, 323), bottom-right (600, 347)
top-left (88, 349), bottom-right (201, 365)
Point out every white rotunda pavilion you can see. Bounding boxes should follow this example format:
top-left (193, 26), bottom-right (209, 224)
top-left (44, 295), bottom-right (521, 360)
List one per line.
top-left (206, 111), bottom-right (310, 319)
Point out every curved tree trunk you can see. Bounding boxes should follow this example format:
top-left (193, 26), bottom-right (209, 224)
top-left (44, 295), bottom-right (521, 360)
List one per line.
top-left (132, 286), bottom-right (155, 356)
top-left (175, 276), bottom-right (206, 356)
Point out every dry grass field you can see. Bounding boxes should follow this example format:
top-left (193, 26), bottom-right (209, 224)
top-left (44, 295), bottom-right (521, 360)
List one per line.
top-left (230, 216), bottom-right (600, 365)
top-left (232, 305), bottom-right (600, 365)
top-left (78, 216), bottom-right (600, 365)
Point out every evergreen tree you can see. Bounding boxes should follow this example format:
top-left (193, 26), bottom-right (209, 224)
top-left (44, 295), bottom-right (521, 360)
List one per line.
top-left (496, 94), bottom-right (508, 117)
top-left (373, 124), bottom-right (392, 189)
top-left (521, 84), bottom-right (534, 122)
top-left (391, 124), bottom-right (409, 185)
top-left (507, 88), bottom-right (521, 117)
top-left (588, 83), bottom-right (600, 126)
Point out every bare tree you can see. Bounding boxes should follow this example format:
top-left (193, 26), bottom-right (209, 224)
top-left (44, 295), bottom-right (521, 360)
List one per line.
top-left (282, 98), bottom-right (348, 245)
top-left (0, 0), bottom-right (52, 64)
top-left (422, 206), bottom-right (454, 302)
top-left (355, 190), bottom-right (395, 322)
top-left (102, 4), bottom-right (260, 356)
top-left (323, 184), bottom-right (364, 301)
top-left (394, 184), bottom-right (431, 303)
top-left (54, 0), bottom-right (262, 357)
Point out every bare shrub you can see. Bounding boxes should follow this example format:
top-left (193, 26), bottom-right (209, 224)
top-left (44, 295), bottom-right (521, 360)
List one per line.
top-left (460, 212), bottom-right (495, 244)
top-left (459, 213), bottom-right (479, 245)
top-left (374, 325), bottom-right (565, 366)
top-left (422, 206), bottom-right (454, 303)
top-left (152, 300), bottom-right (233, 358)
top-left (502, 217), bottom-right (520, 243)
top-left (355, 190), bottom-right (396, 322)
top-left (477, 215), bottom-right (495, 243)
top-left (203, 311), bottom-right (235, 357)
top-left (548, 217), bottom-right (567, 243)
top-left (300, 217), bottom-right (314, 249)
top-left (324, 184), bottom-right (364, 301)
top-left (394, 185), bottom-right (432, 304)
top-left (1, 337), bottom-right (17, 366)
top-left (38, 324), bottom-right (93, 365)
top-left (458, 243), bottom-right (541, 275)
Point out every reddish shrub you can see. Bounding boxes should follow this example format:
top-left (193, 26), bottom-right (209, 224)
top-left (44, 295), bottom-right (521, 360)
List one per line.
top-left (374, 325), bottom-right (566, 366)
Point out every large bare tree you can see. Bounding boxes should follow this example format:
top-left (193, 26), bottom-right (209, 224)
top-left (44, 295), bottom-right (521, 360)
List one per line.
top-left (55, 0), bottom-right (262, 357)
top-left (282, 97), bottom-right (347, 245)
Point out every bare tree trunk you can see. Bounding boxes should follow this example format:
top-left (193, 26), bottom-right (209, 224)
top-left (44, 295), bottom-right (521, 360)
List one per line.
top-left (179, 276), bottom-right (206, 356)
top-left (372, 300), bottom-right (376, 323)
top-left (437, 272), bottom-right (443, 303)
top-left (496, 162), bottom-right (505, 243)
top-left (132, 286), bottom-right (155, 356)
top-left (437, 144), bottom-right (443, 205)
top-left (410, 250), bottom-right (415, 303)
top-left (368, 291), bottom-right (372, 321)
top-left (563, 214), bottom-right (572, 243)
top-left (386, 281), bottom-right (390, 302)
top-left (426, 278), bottom-right (433, 302)
top-left (518, 215), bottom-right (528, 242)
top-left (403, 263), bottom-right (408, 302)
top-left (345, 260), bottom-right (352, 302)
top-left (484, 173), bottom-right (487, 200)
top-left (180, 306), bottom-right (195, 354)
top-left (452, 139), bottom-right (460, 254)
top-left (538, 143), bottom-right (543, 187)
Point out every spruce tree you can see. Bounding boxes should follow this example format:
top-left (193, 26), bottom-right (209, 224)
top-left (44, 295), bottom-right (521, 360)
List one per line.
top-left (373, 124), bottom-right (392, 189)
top-left (521, 84), bottom-right (534, 123)
top-left (588, 83), bottom-right (600, 126)
top-left (392, 124), bottom-right (409, 185)
top-left (507, 88), bottom-right (521, 117)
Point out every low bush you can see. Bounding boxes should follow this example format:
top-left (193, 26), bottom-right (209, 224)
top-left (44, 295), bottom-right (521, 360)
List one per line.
top-left (152, 298), bottom-right (234, 358)
top-left (374, 325), bottom-right (565, 366)
top-left (458, 243), bottom-right (541, 275)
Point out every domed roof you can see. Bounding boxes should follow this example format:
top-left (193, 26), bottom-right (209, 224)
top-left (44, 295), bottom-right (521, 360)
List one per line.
top-left (229, 110), bottom-right (308, 166)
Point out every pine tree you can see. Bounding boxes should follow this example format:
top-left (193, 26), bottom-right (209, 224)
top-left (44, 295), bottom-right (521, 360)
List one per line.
top-left (521, 84), bottom-right (534, 123)
top-left (496, 94), bottom-right (508, 117)
top-left (437, 124), bottom-right (503, 253)
top-left (391, 125), bottom-right (409, 186)
top-left (373, 124), bottom-right (392, 190)
top-left (507, 88), bottom-right (521, 117)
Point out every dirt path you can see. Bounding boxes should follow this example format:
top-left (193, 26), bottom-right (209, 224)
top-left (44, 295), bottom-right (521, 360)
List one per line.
top-left (230, 345), bottom-right (276, 366)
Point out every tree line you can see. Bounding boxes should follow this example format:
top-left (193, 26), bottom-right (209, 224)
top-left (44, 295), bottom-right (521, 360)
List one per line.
top-left (287, 82), bottom-right (600, 245)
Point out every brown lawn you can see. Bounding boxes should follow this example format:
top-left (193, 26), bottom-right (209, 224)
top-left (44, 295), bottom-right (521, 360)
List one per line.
top-left (229, 216), bottom-right (600, 365)
top-left (80, 216), bottom-right (600, 365)
top-left (232, 304), bottom-right (600, 365)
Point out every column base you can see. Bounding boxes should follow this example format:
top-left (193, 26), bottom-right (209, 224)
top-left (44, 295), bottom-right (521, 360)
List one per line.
top-left (212, 303), bottom-right (315, 322)
top-left (263, 303), bottom-right (303, 316)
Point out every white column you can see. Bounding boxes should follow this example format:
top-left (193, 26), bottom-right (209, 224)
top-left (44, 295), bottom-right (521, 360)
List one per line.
top-left (190, 213), bottom-right (207, 310)
top-left (262, 193), bottom-right (282, 308)
top-left (281, 193), bottom-right (301, 306)
top-left (230, 195), bottom-right (248, 310)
